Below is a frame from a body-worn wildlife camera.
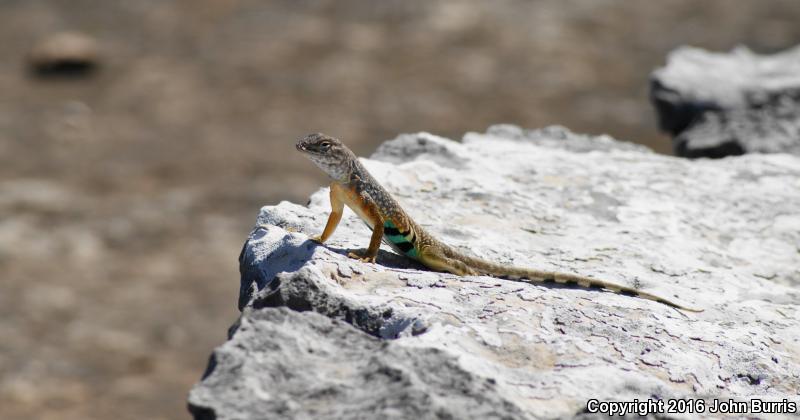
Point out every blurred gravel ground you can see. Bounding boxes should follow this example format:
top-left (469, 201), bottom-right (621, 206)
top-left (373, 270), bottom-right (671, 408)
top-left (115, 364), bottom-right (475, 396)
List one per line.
top-left (0, 1), bottom-right (798, 419)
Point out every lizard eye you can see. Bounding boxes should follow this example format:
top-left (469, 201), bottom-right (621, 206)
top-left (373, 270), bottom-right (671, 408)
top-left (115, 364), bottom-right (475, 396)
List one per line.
top-left (319, 141), bottom-right (331, 149)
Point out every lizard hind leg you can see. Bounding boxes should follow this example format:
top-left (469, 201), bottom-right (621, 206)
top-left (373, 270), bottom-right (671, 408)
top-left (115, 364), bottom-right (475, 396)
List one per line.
top-left (418, 247), bottom-right (478, 276)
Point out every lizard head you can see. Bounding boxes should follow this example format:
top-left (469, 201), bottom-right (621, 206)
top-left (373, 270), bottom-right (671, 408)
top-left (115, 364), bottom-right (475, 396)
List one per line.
top-left (296, 133), bottom-right (355, 181)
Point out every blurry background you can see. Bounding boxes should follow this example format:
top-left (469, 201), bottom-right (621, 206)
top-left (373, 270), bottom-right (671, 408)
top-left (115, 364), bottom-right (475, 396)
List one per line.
top-left (1, 1), bottom-right (798, 419)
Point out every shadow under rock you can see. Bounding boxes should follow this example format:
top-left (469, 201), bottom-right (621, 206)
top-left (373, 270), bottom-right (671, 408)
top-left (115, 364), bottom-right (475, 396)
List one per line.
top-left (238, 226), bottom-right (427, 310)
top-left (237, 227), bottom-right (431, 339)
top-left (238, 227), bottom-right (317, 310)
top-left (322, 245), bottom-right (428, 271)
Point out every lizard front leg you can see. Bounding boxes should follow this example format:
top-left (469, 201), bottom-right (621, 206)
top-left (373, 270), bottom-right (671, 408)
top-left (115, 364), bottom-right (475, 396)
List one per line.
top-left (348, 221), bottom-right (383, 263)
top-left (346, 191), bottom-right (384, 263)
top-left (311, 183), bottom-right (345, 243)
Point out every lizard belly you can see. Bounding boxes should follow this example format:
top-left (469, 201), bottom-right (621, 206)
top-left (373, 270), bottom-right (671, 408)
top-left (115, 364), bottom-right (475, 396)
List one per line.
top-left (335, 184), bottom-right (418, 259)
top-left (337, 184), bottom-right (377, 229)
top-left (350, 204), bottom-right (376, 229)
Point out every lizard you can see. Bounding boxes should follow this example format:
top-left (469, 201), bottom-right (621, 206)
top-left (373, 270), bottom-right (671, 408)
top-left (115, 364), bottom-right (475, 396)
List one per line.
top-left (296, 132), bottom-right (702, 312)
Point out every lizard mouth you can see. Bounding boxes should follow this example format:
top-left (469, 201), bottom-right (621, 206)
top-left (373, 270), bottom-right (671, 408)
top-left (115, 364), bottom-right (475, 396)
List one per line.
top-left (296, 141), bottom-right (315, 154)
top-left (297, 144), bottom-right (327, 156)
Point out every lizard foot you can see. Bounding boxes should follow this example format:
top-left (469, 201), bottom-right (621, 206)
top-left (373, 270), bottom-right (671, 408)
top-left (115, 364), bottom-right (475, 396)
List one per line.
top-left (347, 251), bottom-right (376, 263)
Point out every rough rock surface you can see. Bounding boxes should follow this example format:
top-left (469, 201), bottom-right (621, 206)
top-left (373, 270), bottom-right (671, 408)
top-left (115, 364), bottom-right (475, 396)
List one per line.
top-left (650, 45), bottom-right (800, 158)
top-left (189, 125), bottom-right (800, 419)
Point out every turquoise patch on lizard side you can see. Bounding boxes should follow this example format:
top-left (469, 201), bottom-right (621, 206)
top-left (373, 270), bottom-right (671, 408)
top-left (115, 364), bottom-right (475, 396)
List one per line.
top-left (383, 220), bottom-right (418, 258)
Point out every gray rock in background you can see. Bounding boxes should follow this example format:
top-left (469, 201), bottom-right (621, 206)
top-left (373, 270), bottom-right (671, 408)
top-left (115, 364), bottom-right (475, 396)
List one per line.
top-left (650, 45), bottom-right (800, 158)
top-left (189, 126), bottom-right (800, 419)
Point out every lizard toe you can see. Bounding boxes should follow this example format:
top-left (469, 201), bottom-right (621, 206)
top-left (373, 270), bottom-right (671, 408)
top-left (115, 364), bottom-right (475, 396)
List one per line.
top-left (347, 251), bottom-right (376, 263)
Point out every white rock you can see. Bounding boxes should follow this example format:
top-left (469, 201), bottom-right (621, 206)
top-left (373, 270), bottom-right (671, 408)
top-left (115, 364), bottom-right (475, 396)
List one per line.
top-left (192, 126), bottom-right (800, 419)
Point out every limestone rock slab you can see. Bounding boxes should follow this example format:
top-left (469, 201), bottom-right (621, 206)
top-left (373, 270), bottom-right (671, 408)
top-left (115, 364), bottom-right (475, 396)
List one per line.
top-left (190, 126), bottom-right (800, 419)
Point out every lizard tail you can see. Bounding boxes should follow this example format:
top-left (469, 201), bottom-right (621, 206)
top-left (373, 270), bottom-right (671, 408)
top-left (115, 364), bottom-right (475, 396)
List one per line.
top-left (449, 251), bottom-right (703, 313)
